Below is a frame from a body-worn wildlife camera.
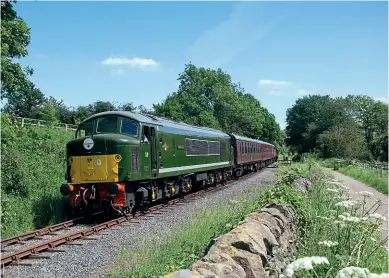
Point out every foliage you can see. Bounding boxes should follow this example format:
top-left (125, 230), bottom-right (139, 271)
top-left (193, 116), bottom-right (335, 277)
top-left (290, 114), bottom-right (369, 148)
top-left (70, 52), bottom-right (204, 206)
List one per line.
top-left (275, 164), bottom-right (308, 186)
top-left (317, 121), bottom-right (371, 160)
top-left (285, 94), bottom-right (388, 162)
top-left (1, 113), bottom-right (73, 238)
top-left (283, 168), bottom-right (388, 277)
top-left (153, 63), bottom-right (282, 144)
top-left (1, 1), bottom-right (46, 117)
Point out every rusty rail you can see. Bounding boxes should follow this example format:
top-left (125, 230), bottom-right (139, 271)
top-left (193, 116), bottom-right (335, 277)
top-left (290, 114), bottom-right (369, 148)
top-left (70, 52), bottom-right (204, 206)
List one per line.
top-left (1, 212), bottom-right (102, 248)
top-left (0, 167), bottom-right (269, 267)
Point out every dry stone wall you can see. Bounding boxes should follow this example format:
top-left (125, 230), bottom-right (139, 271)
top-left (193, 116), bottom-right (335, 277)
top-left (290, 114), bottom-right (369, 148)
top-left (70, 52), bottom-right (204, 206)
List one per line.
top-left (161, 203), bottom-right (297, 278)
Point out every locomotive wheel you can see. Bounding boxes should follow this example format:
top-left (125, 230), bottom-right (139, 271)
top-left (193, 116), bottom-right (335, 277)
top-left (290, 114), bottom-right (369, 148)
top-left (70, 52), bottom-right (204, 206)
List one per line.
top-left (140, 202), bottom-right (150, 213)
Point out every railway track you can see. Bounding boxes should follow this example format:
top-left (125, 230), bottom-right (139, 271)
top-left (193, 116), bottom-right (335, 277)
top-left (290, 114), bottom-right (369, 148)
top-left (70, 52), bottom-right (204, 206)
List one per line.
top-left (0, 167), bottom-right (272, 268)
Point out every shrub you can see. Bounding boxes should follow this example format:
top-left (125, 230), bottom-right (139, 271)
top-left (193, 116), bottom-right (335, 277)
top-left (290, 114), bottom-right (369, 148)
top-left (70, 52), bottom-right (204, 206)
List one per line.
top-left (1, 113), bottom-right (73, 237)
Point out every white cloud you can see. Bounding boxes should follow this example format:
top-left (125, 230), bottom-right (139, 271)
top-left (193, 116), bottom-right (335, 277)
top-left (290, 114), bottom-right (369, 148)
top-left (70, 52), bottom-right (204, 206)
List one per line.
top-left (297, 89), bottom-right (312, 96)
top-left (102, 57), bottom-right (159, 69)
top-left (374, 97), bottom-right (388, 103)
top-left (258, 79), bottom-right (292, 86)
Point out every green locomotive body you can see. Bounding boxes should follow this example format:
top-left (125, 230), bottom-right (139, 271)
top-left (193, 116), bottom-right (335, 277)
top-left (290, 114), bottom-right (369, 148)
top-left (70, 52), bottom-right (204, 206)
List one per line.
top-left (60, 111), bottom-right (237, 215)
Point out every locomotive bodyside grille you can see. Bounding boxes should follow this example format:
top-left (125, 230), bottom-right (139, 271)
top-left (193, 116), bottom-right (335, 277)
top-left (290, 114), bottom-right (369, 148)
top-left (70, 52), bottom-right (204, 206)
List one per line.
top-left (220, 142), bottom-right (226, 161)
top-left (131, 146), bottom-right (140, 172)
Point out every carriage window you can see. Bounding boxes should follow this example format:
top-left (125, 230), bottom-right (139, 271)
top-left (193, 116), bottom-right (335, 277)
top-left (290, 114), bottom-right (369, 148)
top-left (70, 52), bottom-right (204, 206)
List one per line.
top-left (121, 118), bottom-right (138, 136)
top-left (96, 116), bottom-right (118, 134)
top-left (76, 121), bottom-right (93, 138)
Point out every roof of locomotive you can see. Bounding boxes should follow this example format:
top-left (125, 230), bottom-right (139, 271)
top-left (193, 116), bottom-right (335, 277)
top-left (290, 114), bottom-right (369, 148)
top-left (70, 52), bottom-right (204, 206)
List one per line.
top-left (80, 111), bottom-right (230, 139)
top-left (231, 133), bottom-right (274, 147)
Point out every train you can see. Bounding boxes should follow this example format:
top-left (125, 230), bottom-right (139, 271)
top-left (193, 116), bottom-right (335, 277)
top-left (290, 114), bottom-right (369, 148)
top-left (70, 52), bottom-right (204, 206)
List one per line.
top-left (60, 111), bottom-right (278, 217)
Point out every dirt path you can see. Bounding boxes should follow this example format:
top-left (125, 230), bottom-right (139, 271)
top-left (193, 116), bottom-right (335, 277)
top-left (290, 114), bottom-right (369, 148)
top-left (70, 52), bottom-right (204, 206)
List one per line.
top-left (330, 170), bottom-right (388, 240)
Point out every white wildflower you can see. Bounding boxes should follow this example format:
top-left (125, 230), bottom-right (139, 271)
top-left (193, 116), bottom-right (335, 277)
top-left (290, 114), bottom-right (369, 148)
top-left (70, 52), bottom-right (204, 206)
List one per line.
top-left (281, 256), bottom-right (329, 277)
top-left (334, 220), bottom-right (346, 227)
top-left (316, 215), bottom-right (331, 220)
top-left (229, 199), bottom-right (238, 204)
top-left (369, 213), bottom-right (386, 222)
top-left (335, 200), bottom-right (358, 209)
top-left (336, 266), bottom-right (370, 278)
top-left (339, 214), bottom-right (362, 223)
top-left (329, 210), bottom-right (337, 214)
top-left (358, 191), bottom-right (374, 198)
top-left (327, 188), bottom-right (339, 193)
top-left (370, 237), bottom-right (377, 242)
top-left (318, 240), bottom-right (338, 247)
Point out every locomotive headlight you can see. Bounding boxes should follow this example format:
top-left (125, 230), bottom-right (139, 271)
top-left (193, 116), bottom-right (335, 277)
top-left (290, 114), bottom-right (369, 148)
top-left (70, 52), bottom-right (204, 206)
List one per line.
top-left (60, 184), bottom-right (74, 196)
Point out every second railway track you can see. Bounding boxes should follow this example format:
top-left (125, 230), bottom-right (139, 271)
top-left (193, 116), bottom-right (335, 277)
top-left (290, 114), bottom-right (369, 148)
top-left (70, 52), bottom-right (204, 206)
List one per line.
top-left (0, 166), bottom-right (273, 269)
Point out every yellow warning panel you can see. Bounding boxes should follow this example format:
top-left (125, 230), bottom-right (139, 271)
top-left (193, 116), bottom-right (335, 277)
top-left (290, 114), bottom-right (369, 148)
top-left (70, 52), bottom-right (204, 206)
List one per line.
top-left (69, 154), bottom-right (119, 183)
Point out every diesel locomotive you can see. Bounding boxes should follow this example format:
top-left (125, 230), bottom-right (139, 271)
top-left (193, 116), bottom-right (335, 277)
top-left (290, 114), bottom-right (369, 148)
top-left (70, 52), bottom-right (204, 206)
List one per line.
top-left (60, 111), bottom-right (277, 217)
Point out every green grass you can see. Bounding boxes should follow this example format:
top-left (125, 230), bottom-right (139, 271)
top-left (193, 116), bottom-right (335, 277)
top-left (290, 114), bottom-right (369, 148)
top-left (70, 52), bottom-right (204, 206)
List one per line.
top-left (291, 168), bottom-right (388, 277)
top-left (109, 165), bottom-right (388, 278)
top-left (1, 113), bottom-right (73, 238)
top-left (337, 165), bottom-right (388, 194)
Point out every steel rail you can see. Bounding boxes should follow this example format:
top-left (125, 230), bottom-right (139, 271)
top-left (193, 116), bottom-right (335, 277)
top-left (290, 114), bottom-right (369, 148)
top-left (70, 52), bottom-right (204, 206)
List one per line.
top-left (1, 212), bottom-right (102, 248)
top-left (0, 166), bottom-right (271, 267)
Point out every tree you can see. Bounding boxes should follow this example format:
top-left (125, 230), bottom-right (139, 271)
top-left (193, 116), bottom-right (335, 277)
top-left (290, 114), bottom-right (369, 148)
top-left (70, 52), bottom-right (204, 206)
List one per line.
top-left (285, 95), bottom-right (351, 153)
top-left (1, 1), bottom-right (45, 117)
top-left (317, 121), bottom-right (371, 160)
top-left (153, 63), bottom-right (281, 144)
top-left (118, 102), bottom-right (135, 112)
top-left (285, 93), bottom-right (388, 161)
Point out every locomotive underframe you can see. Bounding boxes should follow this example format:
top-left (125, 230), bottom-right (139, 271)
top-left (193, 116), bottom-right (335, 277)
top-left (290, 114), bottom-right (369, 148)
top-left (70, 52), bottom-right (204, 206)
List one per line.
top-left (68, 156), bottom-right (276, 218)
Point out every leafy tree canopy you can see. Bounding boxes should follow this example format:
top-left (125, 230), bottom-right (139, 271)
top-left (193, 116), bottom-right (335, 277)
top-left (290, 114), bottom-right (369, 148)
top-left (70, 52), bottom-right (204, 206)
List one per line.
top-left (153, 63), bottom-right (281, 144)
top-left (285, 94), bottom-right (388, 162)
top-left (1, 1), bottom-right (45, 116)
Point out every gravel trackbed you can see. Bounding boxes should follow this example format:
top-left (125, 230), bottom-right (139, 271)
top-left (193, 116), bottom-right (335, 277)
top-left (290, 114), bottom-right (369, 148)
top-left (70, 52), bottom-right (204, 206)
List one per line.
top-left (2, 167), bottom-right (277, 278)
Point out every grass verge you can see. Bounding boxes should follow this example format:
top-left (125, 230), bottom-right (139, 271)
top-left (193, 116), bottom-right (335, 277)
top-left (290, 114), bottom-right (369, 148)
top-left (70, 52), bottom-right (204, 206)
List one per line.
top-left (287, 167), bottom-right (388, 277)
top-left (337, 166), bottom-right (388, 194)
top-left (109, 164), bottom-right (388, 278)
top-left (320, 159), bottom-right (388, 195)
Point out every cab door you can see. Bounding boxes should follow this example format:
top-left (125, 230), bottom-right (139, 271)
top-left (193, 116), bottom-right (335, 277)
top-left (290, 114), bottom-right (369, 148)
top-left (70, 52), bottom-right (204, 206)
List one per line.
top-left (140, 125), bottom-right (158, 179)
top-left (140, 125), bottom-right (152, 179)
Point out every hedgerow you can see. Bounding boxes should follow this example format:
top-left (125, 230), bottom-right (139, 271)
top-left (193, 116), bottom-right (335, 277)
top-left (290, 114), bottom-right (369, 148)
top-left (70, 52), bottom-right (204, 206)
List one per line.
top-left (1, 113), bottom-right (73, 238)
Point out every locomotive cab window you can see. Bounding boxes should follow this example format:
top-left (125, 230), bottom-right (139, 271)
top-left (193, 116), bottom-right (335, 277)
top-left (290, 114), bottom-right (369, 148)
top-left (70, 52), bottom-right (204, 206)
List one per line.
top-left (96, 116), bottom-right (118, 134)
top-left (142, 126), bottom-right (151, 143)
top-left (76, 121), bottom-right (93, 138)
top-left (121, 118), bottom-right (138, 136)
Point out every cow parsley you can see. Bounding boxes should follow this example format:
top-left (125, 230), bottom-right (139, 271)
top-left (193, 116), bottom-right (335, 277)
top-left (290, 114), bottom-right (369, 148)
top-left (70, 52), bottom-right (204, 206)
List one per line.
top-left (335, 200), bottom-right (358, 209)
top-left (358, 191), bottom-right (374, 198)
top-left (327, 188), bottom-right (339, 193)
top-left (279, 256), bottom-right (329, 278)
top-left (336, 266), bottom-right (389, 278)
top-left (318, 240), bottom-right (338, 247)
top-left (369, 213), bottom-right (386, 222)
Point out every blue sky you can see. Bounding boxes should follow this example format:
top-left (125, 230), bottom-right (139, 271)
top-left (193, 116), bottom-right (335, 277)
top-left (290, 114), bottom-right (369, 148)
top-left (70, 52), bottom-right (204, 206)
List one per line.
top-left (15, 1), bottom-right (388, 129)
